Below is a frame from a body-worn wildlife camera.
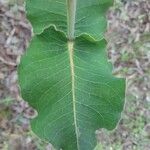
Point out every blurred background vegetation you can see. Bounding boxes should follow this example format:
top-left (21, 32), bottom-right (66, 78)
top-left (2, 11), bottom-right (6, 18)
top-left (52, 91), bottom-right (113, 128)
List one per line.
top-left (0, 0), bottom-right (150, 149)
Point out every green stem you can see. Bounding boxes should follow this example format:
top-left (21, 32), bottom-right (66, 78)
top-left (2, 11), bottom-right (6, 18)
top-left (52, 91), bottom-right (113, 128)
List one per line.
top-left (67, 0), bottom-right (76, 40)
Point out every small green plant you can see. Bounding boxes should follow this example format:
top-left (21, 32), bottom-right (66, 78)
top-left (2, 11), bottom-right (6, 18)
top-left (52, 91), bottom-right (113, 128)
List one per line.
top-left (18, 0), bottom-right (125, 149)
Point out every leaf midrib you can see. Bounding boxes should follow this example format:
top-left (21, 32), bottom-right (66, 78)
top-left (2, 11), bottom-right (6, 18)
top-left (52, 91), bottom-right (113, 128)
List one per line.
top-left (67, 0), bottom-right (76, 40)
top-left (68, 41), bottom-right (79, 149)
top-left (67, 0), bottom-right (79, 149)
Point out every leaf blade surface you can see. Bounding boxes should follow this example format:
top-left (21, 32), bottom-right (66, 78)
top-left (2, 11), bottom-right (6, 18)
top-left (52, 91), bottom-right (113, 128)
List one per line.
top-left (26, 0), bottom-right (113, 40)
top-left (18, 27), bottom-right (125, 150)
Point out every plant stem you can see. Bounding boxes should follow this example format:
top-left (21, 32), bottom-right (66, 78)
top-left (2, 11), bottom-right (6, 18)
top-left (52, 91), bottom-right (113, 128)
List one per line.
top-left (67, 0), bottom-right (76, 40)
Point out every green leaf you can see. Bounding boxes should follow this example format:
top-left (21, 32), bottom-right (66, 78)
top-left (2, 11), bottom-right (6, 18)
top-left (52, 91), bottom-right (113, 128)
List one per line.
top-left (26, 0), bottom-right (113, 40)
top-left (18, 27), bottom-right (125, 150)
top-left (18, 0), bottom-right (125, 150)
